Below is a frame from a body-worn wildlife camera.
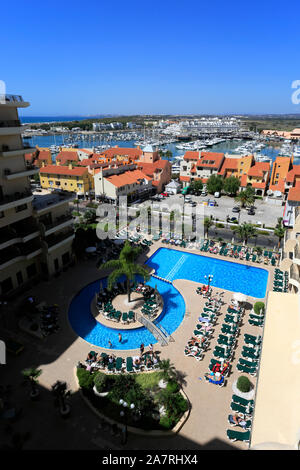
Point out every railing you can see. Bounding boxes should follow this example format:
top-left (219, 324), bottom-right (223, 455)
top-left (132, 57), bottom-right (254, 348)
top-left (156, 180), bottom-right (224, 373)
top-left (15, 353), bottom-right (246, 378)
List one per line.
top-left (33, 191), bottom-right (75, 211)
top-left (0, 94), bottom-right (24, 103)
top-left (0, 120), bottom-right (21, 128)
top-left (136, 311), bottom-right (173, 346)
top-left (4, 164), bottom-right (38, 177)
top-left (0, 189), bottom-right (32, 207)
top-left (0, 241), bottom-right (41, 266)
top-left (0, 224), bottom-right (38, 244)
top-left (45, 229), bottom-right (74, 248)
top-left (43, 214), bottom-right (73, 230)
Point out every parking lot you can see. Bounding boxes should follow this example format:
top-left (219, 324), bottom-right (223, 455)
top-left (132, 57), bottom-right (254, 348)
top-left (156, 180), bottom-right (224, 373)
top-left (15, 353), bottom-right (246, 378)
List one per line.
top-left (144, 193), bottom-right (284, 228)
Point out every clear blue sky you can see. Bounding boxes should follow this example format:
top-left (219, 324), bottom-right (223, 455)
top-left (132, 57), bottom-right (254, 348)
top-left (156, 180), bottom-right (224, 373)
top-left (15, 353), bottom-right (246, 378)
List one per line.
top-left (2, 0), bottom-right (300, 116)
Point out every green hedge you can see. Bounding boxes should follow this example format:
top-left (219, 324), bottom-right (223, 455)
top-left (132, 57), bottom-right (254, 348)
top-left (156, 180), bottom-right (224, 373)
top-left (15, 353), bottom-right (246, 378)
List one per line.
top-left (254, 301), bottom-right (265, 315)
top-left (77, 368), bottom-right (94, 389)
top-left (237, 376), bottom-right (251, 393)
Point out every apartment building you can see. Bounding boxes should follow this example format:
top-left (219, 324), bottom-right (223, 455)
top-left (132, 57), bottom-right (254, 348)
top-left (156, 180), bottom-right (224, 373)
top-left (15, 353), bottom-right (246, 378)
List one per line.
top-left (239, 161), bottom-right (271, 196)
top-left (180, 151), bottom-right (225, 187)
top-left (39, 164), bottom-right (94, 196)
top-left (0, 94), bottom-right (75, 297)
top-left (94, 167), bottom-right (153, 201)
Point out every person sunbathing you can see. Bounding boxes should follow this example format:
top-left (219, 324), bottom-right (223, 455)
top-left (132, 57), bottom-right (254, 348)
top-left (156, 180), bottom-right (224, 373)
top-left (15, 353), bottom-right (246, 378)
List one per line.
top-left (229, 414), bottom-right (247, 428)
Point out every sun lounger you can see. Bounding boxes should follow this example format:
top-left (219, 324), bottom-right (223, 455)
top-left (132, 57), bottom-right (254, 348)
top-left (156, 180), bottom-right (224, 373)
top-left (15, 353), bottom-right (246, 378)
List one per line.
top-left (126, 356), bottom-right (133, 373)
top-left (230, 401), bottom-right (253, 415)
top-left (228, 415), bottom-right (252, 430)
top-left (232, 394), bottom-right (254, 407)
top-left (227, 429), bottom-right (250, 443)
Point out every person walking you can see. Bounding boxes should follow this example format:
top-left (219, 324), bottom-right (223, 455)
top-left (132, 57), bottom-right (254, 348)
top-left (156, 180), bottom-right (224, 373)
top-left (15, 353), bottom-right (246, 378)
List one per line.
top-left (140, 343), bottom-right (144, 355)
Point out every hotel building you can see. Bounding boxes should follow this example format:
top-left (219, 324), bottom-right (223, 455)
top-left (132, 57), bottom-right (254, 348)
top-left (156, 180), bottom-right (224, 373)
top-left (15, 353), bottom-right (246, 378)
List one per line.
top-left (0, 94), bottom-right (75, 297)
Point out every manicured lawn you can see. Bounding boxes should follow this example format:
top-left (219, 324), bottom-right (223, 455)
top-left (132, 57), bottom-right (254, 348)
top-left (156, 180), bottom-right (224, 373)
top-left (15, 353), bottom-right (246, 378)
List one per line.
top-left (135, 371), bottom-right (164, 389)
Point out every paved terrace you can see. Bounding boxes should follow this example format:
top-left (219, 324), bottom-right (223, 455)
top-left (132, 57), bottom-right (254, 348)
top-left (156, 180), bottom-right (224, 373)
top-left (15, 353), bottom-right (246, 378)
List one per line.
top-left (0, 240), bottom-right (274, 450)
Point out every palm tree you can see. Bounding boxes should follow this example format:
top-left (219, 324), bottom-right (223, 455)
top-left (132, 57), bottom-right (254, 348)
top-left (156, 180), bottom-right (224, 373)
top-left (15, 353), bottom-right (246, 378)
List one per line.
top-left (51, 380), bottom-right (71, 416)
top-left (234, 223), bottom-right (257, 245)
top-left (274, 224), bottom-right (286, 250)
top-left (22, 367), bottom-right (42, 397)
top-left (98, 240), bottom-right (150, 302)
top-left (235, 189), bottom-right (255, 208)
top-left (159, 359), bottom-right (176, 381)
top-left (203, 217), bottom-right (213, 239)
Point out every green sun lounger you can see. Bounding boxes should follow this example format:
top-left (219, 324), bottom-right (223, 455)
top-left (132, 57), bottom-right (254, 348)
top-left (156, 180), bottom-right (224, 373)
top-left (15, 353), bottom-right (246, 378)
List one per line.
top-left (227, 429), bottom-right (250, 442)
top-left (232, 394), bottom-right (254, 407)
top-left (230, 401), bottom-right (253, 415)
top-left (237, 363), bottom-right (257, 376)
top-left (115, 357), bottom-right (123, 371)
top-left (126, 356), bottom-right (133, 372)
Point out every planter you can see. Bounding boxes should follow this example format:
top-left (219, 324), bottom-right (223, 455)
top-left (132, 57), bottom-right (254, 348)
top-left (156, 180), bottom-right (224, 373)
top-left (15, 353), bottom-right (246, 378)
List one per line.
top-left (59, 404), bottom-right (71, 418)
top-left (93, 385), bottom-right (109, 397)
top-left (232, 379), bottom-right (255, 400)
top-left (30, 389), bottom-right (40, 401)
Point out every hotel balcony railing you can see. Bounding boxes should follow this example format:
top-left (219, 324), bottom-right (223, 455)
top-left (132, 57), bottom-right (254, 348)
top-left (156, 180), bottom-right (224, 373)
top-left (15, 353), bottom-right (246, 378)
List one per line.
top-left (33, 191), bottom-right (76, 212)
top-left (0, 120), bottom-right (21, 128)
top-left (45, 229), bottom-right (74, 248)
top-left (0, 223), bottom-right (39, 245)
top-left (0, 94), bottom-right (24, 104)
top-left (43, 214), bottom-right (73, 231)
top-left (0, 241), bottom-right (41, 267)
top-left (0, 189), bottom-right (32, 208)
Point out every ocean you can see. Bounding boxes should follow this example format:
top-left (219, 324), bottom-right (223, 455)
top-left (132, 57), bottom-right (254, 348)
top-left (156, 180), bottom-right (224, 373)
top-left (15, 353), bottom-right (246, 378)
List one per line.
top-left (19, 115), bottom-right (107, 124)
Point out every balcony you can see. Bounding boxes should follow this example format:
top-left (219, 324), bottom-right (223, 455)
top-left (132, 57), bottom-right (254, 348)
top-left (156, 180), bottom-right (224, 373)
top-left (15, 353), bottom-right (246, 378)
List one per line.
top-left (41, 214), bottom-right (74, 236)
top-left (0, 189), bottom-right (33, 211)
top-left (0, 142), bottom-right (36, 157)
top-left (44, 229), bottom-right (75, 252)
top-left (0, 241), bottom-right (42, 269)
top-left (0, 94), bottom-right (29, 108)
top-left (3, 165), bottom-right (39, 180)
top-left (0, 223), bottom-right (39, 250)
top-left (33, 190), bottom-right (76, 214)
top-left (0, 119), bottom-right (25, 136)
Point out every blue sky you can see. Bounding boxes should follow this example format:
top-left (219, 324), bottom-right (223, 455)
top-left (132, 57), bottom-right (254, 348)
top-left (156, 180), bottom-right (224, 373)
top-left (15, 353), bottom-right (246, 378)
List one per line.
top-left (2, 0), bottom-right (300, 115)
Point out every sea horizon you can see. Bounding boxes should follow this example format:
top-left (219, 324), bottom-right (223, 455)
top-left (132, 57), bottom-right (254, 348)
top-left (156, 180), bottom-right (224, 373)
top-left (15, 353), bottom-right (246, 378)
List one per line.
top-left (19, 115), bottom-right (112, 124)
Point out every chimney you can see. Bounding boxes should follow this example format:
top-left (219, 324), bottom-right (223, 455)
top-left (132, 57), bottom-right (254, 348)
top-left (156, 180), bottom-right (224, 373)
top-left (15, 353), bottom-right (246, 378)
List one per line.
top-left (68, 163), bottom-right (73, 170)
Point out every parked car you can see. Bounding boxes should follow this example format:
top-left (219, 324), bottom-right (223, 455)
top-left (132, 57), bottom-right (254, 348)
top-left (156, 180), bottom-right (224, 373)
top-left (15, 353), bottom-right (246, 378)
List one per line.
top-left (227, 216), bottom-right (238, 222)
top-left (188, 201), bottom-right (197, 207)
top-left (232, 206), bottom-right (241, 213)
top-left (201, 191), bottom-right (207, 196)
top-left (214, 192), bottom-right (221, 198)
top-left (185, 195), bottom-right (192, 202)
top-left (247, 208), bottom-right (255, 215)
top-left (160, 192), bottom-right (168, 197)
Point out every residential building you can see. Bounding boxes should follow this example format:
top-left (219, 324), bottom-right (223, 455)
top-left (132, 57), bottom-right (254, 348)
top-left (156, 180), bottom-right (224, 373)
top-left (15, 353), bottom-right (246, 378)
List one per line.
top-left (165, 180), bottom-right (181, 195)
top-left (0, 94), bottom-right (75, 297)
top-left (239, 161), bottom-right (271, 196)
top-left (180, 151), bottom-right (225, 187)
top-left (280, 206), bottom-right (300, 293)
top-left (136, 159), bottom-right (171, 193)
top-left (25, 147), bottom-right (52, 168)
top-left (94, 168), bottom-right (153, 201)
top-left (39, 164), bottom-right (94, 196)
top-left (269, 156), bottom-right (292, 194)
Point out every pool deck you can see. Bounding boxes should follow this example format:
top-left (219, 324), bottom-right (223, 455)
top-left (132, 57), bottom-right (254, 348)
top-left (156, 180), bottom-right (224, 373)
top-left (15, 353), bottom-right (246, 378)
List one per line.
top-left (0, 240), bottom-right (275, 450)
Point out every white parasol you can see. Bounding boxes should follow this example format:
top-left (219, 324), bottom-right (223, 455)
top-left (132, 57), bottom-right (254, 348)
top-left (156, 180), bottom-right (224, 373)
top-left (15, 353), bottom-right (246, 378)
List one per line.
top-left (233, 292), bottom-right (247, 303)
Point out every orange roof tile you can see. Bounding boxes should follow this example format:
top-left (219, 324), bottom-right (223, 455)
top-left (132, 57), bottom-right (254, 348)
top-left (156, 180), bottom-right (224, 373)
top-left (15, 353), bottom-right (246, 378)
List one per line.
top-left (247, 161), bottom-right (271, 177)
top-left (105, 169), bottom-right (152, 188)
top-left (184, 151), bottom-right (200, 161)
top-left (40, 165), bottom-right (88, 177)
top-left (288, 187), bottom-right (300, 202)
top-left (56, 151), bottom-right (79, 165)
top-left (180, 176), bottom-right (191, 182)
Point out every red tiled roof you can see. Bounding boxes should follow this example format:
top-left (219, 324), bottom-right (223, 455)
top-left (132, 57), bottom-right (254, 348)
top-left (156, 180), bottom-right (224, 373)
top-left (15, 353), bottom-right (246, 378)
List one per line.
top-left (218, 157), bottom-right (239, 175)
top-left (251, 181), bottom-right (267, 189)
top-left (180, 176), bottom-right (191, 182)
top-left (286, 166), bottom-right (300, 183)
top-left (56, 151), bottom-right (79, 165)
top-left (240, 174), bottom-right (248, 187)
top-left (105, 169), bottom-right (152, 188)
top-left (184, 151), bottom-right (200, 161)
top-left (196, 152), bottom-right (224, 169)
top-left (269, 178), bottom-right (286, 193)
top-left (40, 165), bottom-right (88, 177)
top-left (137, 160), bottom-right (170, 177)
top-left (247, 162), bottom-right (270, 177)
top-left (100, 147), bottom-right (142, 159)
top-left (288, 187), bottom-right (300, 202)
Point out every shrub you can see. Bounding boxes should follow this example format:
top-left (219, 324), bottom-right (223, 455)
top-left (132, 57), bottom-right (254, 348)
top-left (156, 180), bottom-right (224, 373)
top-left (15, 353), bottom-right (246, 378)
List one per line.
top-left (77, 368), bottom-right (94, 389)
top-left (159, 415), bottom-right (173, 429)
top-left (166, 380), bottom-right (179, 394)
top-left (254, 301), bottom-right (265, 315)
top-left (237, 376), bottom-right (251, 393)
top-left (94, 372), bottom-right (108, 393)
top-left (216, 223), bottom-right (224, 228)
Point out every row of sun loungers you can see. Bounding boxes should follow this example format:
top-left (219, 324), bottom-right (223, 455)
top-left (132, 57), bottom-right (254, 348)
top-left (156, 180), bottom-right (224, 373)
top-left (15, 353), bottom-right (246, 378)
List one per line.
top-left (200, 240), bottom-right (278, 265)
top-left (236, 334), bottom-right (262, 376)
top-left (226, 393), bottom-right (254, 443)
top-left (273, 268), bottom-right (289, 293)
top-left (85, 352), bottom-right (161, 374)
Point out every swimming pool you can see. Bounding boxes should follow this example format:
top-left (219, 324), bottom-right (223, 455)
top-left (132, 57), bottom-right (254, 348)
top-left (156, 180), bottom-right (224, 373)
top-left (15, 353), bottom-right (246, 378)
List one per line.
top-left (68, 275), bottom-right (186, 350)
top-left (146, 247), bottom-right (268, 298)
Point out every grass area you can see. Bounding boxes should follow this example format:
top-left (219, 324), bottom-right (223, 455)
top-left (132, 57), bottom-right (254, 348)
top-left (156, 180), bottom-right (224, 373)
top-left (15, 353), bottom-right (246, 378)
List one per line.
top-left (135, 371), bottom-right (164, 389)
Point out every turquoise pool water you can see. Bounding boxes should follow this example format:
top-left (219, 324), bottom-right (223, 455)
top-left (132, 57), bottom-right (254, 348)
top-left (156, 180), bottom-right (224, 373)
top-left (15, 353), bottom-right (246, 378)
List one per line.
top-left (146, 247), bottom-right (268, 298)
top-left (68, 275), bottom-right (185, 350)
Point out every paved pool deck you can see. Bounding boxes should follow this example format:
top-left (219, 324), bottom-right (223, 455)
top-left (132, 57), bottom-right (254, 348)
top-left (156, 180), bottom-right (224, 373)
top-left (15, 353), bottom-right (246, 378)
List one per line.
top-left (0, 240), bottom-right (275, 450)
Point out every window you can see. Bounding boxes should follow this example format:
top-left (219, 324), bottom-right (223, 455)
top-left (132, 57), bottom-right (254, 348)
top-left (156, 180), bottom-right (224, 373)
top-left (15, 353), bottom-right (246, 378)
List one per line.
top-left (26, 263), bottom-right (37, 278)
top-left (1, 277), bottom-right (13, 294)
top-left (55, 181), bottom-right (61, 186)
top-left (62, 252), bottom-right (70, 266)
top-left (15, 204), bottom-right (27, 213)
top-left (16, 271), bottom-right (23, 286)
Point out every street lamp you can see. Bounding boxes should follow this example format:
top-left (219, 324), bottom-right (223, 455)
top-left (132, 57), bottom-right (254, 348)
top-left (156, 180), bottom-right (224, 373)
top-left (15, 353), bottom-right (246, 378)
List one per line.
top-left (119, 399), bottom-right (135, 445)
top-left (204, 274), bottom-right (214, 289)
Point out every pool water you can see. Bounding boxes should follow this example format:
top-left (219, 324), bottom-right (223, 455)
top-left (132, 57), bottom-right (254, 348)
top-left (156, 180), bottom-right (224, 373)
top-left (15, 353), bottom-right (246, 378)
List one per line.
top-left (146, 247), bottom-right (269, 298)
top-left (68, 275), bottom-right (185, 350)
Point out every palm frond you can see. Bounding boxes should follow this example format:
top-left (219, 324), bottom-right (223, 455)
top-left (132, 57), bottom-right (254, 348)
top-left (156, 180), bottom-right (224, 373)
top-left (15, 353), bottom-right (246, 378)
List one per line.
top-left (98, 259), bottom-right (122, 272)
top-left (107, 268), bottom-right (127, 290)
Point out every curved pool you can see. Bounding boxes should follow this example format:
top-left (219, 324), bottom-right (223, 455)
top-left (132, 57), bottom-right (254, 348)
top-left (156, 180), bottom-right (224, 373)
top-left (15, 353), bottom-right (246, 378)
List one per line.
top-left (68, 275), bottom-right (186, 350)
